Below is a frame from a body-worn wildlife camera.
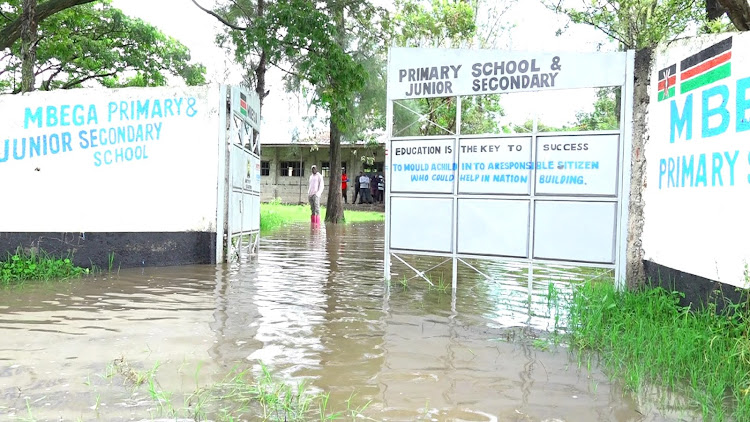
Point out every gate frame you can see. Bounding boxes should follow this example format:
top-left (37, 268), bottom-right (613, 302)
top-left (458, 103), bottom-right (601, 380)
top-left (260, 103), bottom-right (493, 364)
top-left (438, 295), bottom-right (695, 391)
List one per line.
top-left (216, 85), bottom-right (262, 263)
top-left (383, 49), bottom-right (635, 290)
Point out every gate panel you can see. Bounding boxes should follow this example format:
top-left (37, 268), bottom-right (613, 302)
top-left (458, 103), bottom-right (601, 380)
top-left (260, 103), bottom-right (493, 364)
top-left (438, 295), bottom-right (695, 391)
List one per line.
top-left (224, 87), bottom-right (261, 262)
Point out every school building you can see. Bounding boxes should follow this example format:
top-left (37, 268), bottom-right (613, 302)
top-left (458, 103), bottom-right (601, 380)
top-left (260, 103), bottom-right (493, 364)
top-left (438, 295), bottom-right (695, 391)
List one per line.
top-left (259, 131), bottom-right (386, 204)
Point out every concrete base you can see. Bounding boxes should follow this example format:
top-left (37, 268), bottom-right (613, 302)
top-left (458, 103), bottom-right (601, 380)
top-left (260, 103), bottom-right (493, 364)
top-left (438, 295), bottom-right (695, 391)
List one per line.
top-left (644, 260), bottom-right (746, 312)
top-left (0, 232), bottom-right (217, 269)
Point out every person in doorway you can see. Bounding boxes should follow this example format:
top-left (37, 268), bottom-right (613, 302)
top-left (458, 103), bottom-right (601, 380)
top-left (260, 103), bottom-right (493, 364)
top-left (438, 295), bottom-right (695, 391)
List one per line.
top-left (341, 168), bottom-right (349, 204)
top-left (308, 165), bottom-right (324, 225)
top-left (376, 172), bottom-right (385, 203)
top-left (353, 171), bottom-right (361, 204)
top-left (358, 171), bottom-right (372, 204)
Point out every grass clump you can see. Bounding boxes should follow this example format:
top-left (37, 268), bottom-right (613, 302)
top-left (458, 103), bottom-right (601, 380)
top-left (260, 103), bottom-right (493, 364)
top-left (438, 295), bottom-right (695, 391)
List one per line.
top-left (569, 280), bottom-right (750, 421)
top-left (1, 248), bottom-right (88, 286)
top-left (96, 357), bottom-right (371, 421)
top-left (260, 199), bottom-right (384, 234)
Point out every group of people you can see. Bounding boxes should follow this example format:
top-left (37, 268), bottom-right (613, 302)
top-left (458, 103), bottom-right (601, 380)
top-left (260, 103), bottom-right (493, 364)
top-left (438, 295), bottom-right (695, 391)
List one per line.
top-left (307, 165), bottom-right (387, 225)
top-left (342, 170), bottom-right (384, 204)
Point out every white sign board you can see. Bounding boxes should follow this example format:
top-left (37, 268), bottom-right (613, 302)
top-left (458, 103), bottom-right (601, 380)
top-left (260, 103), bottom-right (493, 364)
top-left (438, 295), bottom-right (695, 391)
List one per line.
top-left (643, 33), bottom-right (750, 287)
top-left (0, 85), bottom-right (221, 232)
top-left (458, 137), bottom-right (532, 195)
top-left (535, 134), bottom-right (620, 196)
top-left (231, 87), bottom-right (261, 131)
top-left (388, 48), bottom-right (628, 100)
top-left (390, 139), bottom-right (456, 193)
top-left (533, 201), bottom-right (617, 264)
top-left (457, 199), bottom-right (529, 257)
top-left (390, 197), bottom-right (453, 253)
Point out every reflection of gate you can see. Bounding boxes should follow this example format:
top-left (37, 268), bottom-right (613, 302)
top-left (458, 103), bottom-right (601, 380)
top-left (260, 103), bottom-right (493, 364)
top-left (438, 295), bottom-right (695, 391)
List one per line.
top-left (218, 86), bottom-right (261, 262)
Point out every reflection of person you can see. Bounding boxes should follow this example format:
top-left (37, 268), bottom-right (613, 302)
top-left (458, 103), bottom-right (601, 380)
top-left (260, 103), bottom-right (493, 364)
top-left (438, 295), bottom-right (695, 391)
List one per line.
top-left (341, 168), bottom-right (349, 204)
top-left (308, 165), bottom-right (324, 225)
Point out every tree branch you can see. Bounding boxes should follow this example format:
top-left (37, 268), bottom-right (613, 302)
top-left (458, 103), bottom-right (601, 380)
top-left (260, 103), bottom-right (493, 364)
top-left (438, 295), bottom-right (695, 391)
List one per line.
top-left (0, 9), bottom-right (12, 22)
top-left (61, 70), bottom-right (118, 89)
top-left (0, 0), bottom-right (98, 50)
top-left (191, 0), bottom-right (248, 31)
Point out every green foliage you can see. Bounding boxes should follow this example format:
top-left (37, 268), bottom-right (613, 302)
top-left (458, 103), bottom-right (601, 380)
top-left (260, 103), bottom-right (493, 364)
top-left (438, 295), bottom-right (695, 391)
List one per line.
top-left (103, 358), bottom-right (373, 421)
top-left (1, 248), bottom-right (88, 285)
top-left (0, 0), bottom-right (205, 93)
top-left (506, 118), bottom-right (573, 133)
top-left (573, 88), bottom-right (619, 131)
top-left (391, 0), bottom-right (477, 48)
top-left (461, 95), bottom-right (505, 134)
top-left (545, 0), bottom-right (706, 49)
top-left (260, 202), bottom-right (384, 233)
top-left (216, 0), bottom-right (377, 133)
top-left (701, 16), bottom-right (737, 34)
top-left (570, 281), bottom-right (750, 420)
top-left (389, 1), bottom-right (507, 137)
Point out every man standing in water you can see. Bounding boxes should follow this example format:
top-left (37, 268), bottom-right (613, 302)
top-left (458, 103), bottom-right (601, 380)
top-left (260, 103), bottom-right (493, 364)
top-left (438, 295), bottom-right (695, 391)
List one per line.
top-left (308, 165), bottom-right (325, 226)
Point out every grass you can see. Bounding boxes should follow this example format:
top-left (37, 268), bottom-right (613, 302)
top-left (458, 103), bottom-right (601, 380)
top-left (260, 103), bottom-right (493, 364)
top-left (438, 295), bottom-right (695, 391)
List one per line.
top-left (260, 198), bottom-right (384, 234)
top-left (90, 357), bottom-right (374, 421)
top-left (568, 280), bottom-right (750, 421)
top-left (0, 247), bottom-right (89, 286)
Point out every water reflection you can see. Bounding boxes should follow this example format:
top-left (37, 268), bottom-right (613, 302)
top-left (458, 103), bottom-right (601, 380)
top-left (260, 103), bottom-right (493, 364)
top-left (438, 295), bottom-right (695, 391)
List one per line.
top-left (0, 222), bottom-right (692, 421)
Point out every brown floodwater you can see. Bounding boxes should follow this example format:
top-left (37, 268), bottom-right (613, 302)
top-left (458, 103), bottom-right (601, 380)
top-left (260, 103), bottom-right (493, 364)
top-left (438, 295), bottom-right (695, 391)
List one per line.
top-left (0, 222), bottom-right (697, 421)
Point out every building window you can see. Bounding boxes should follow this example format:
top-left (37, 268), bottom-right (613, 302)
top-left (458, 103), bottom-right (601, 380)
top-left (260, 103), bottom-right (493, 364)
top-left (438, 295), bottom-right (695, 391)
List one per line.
top-left (280, 161), bottom-right (304, 177)
top-left (364, 162), bottom-right (384, 174)
top-left (321, 162), bottom-right (346, 178)
top-left (260, 161), bottom-right (270, 176)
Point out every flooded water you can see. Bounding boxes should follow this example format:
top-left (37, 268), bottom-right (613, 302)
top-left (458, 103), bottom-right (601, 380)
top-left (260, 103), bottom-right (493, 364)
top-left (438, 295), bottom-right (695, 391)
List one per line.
top-left (0, 223), bottom-right (696, 421)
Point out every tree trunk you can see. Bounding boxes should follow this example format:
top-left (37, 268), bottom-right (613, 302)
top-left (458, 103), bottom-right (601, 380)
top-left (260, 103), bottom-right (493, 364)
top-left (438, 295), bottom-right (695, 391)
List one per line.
top-left (706, 0), bottom-right (727, 20)
top-left (20, 0), bottom-right (37, 93)
top-left (626, 47), bottom-right (653, 290)
top-left (325, 119), bottom-right (345, 223)
top-left (255, 0), bottom-right (268, 111)
top-left (1, 0), bottom-right (96, 51)
top-left (324, 1), bottom-right (346, 224)
top-left (717, 0), bottom-right (750, 31)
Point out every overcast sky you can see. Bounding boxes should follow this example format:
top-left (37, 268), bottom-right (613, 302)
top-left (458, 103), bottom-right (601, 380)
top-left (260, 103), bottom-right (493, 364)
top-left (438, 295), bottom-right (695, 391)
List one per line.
top-left (109, 0), bottom-right (613, 138)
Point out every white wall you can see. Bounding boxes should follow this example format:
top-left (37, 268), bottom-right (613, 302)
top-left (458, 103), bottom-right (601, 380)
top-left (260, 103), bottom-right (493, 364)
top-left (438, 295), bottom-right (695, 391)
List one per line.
top-left (0, 85), bottom-right (221, 233)
top-left (643, 32), bottom-right (750, 287)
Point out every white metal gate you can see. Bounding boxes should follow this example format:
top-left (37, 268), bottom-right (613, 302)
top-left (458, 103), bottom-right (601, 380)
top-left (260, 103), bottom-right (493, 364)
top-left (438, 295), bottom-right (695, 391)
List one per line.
top-left (217, 86), bottom-right (261, 263)
top-left (383, 48), bottom-right (635, 289)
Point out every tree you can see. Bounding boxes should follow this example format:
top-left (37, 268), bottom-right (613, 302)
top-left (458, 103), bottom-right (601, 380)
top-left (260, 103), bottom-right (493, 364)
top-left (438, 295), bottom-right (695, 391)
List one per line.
top-left (193, 0), bottom-right (271, 110)
top-left (716, 0), bottom-right (750, 30)
top-left (544, 0), bottom-right (705, 50)
top-left (572, 88), bottom-right (619, 131)
top-left (20, 0), bottom-right (37, 92)
top-left (199, 0), bottom-right (383, 224)
top-left (391, 0), bottom-right (510, 137)
top-left (543, 0), bottom-right (711, 288)
top-left (0, 0), bottom-right (96, 50)
top-left (1, 1), bottom-right (206, 93)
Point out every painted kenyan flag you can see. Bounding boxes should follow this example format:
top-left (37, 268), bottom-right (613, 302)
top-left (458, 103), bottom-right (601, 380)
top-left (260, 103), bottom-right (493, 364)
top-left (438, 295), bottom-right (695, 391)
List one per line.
top-left (680, 37), bottom-right (732, 94)
top-left (239, 92), bottom-right (248, 117)
top-left (657, 64), bottom-right (676, 102)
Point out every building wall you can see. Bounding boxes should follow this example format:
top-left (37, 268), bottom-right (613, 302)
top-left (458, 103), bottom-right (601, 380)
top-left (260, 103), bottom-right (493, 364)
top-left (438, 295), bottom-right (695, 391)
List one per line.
top-left (641, 32), bottom-right (750, 305)
top-left (260, 145), bottom-right (384, 204)
top-left (0, 84), bottom-right (226, 269)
